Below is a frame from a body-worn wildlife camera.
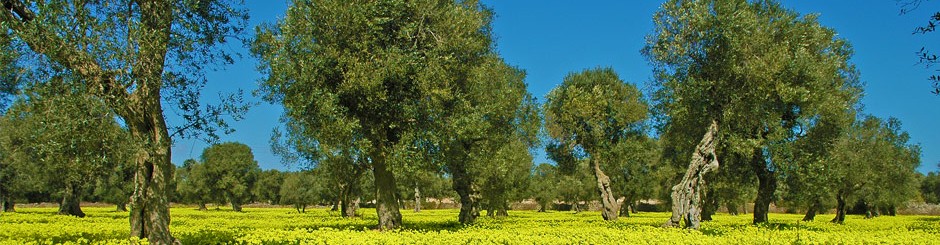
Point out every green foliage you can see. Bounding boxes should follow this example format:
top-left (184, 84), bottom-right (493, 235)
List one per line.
top-left (529, 163), bottom-right (559, 212)
top-left (201, 142), bottom-right (261, 211)
top-left (921, 170), bottom-right (940, 204)
top-left (0, 83), bottom-right (133, 214)
top-left (175, 159), bottom-right (217, 207)
top-left (254, 169), bottom-right (285, 205)
top-left (828, 116), bottom-right (922, 210)
top-left (279, 171), bottom-right (320, 213)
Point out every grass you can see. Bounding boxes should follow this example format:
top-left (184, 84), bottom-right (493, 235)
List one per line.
top-left (1, 206), bottom-right (938, 244)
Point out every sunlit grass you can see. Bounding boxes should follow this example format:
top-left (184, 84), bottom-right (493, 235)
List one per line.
top-left (1, 206), bottom-right (937, 244)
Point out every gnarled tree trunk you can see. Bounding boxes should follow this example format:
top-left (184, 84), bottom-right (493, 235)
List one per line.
top-left (451, 160), bottom-right (478, 224)
top-left (665, 120), bottom-right (719, 229)
top-left (117, 203), bottom-right (128, 212)
top-left (59, 184), bottom-right (85, 217)
top-left (802, 199), bottom-right (821, 221)
top-left (751, 148), bottom-right (776, 224)
top-left (831, 191), bottom-right (846, 224)
top-left (197, 202), bottom-right (207, 211)
top-left (372, 146), bottom-right (402, 230)
top-left (127, 106), bottom-right (177, 244)
top-left (590, 157), bottom-right (619, 221)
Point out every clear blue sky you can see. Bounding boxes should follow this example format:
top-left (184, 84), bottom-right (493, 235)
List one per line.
top-left (170, 0), bottom-right (940, 173)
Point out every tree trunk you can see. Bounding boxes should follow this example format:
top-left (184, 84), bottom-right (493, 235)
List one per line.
top-left (117, 203), bottom-right (128, 212)
top-left (831, 191), bottom-right (846, 224)
top-left (414, 185), bottom-right (421, 213)
top-left (726, 202), bottom-right (739, 216)
top-left (497, 203), bottom-right (508, 217)
top-left (372, 147), bottom-right (402, 230)
top-left (231, 202), bottom-right (242, 212)
top-left (127, 109), bottom-right (177, 244)
top-left (751, 148), bottom-right (776, 224)
top-left (702, 191), bottom-right (718, 221)
top-left (0, 193), bottom-right (13, 213)
top-left (619, 197), bottom-right (631, 217)
top-left (590, 157), bottom-right (619, 221)
top-left (59, 184), bottom-right (85, 218)
top-left (802, 199), bottom-right (821, 221)
top-left (124, 2), bottom-right (177, 243)
top-left (451, 160), bottom-right (478, 224)
top-left (864, 203), bottom-right (875, 219)
top-left (665, 120), bottom-right (719, 229)
top-left (341, 171), bottom-right (362, 218)
top-left (198, 202), bottom-right (207, 211)
top-left (342, 196), bottom-right (360, 218)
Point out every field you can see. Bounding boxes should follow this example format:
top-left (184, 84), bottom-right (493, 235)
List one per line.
top-left (1, 207), bottom-right (938, 244)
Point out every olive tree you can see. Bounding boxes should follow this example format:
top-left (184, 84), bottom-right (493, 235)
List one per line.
top-left (201, 142), bottom-right (260, 212)
top-left (0, 0), bottom-right (249, 242)
top-left (0, 84), bottom-right (133, 217)
top-left (544, 67), bottom-right (648, 221)
top-left (253, 0), bottom-right (511, 229)
top-left (645, 0), bottom-right (861, 228)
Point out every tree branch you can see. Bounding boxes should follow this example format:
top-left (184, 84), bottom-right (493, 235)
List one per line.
top-left (1, 0), bottom-right (130, 109)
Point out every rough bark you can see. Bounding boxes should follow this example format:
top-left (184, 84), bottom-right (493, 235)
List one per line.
top-left (414, 185), bottom-right (421, 213)
top-left (197, 202), bottom-right (207, 211)
top-left (451, 160), bottom-right (478, 224)
top-left (372, 146), bottom-right (402, 230)
top-left (702, 191), bottom-right (719, 221)
top-left (59, 184), bottom-right (85, 218)
top-left (665, 120), bottom-right (719, 229)
top-left (831, 191), bottom-right (846, 224)
top-left (590, 157), bottom-right (619, 221)
top-left (496, 204), bottom-right (508, 217)
top-left (340, 170), bottom-right (361, 218)
top-left (802, 199), bottom-right (821, 221)
top-left (117, 203), bottom-right (128, 212)
top-left (751, 148), bottom-right (776, 224)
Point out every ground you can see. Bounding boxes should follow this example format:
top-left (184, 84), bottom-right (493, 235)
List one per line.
top-left (0, 207), bottom-right (938, 244)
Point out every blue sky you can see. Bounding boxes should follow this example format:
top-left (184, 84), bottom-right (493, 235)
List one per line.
top-left (170, 0), bottom-right (940, 173)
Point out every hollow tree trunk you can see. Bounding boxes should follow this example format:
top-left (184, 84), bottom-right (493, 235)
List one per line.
top-left (59, 184), bottom-right (85, 217)
top-left (802, 199), bottom-right (821, 221)
top-left (372, 146), bottom-right (402, 230)
top-left (751, 148), bottom-right (776, 224)
top-left (590, 157), bottom-right (619, 221)
top-left (831, 191), bottom-right (846, 224)
top-left (414, 185), bottom-right (421, 213)
top-left (665, 120), bottom-right (719, 229)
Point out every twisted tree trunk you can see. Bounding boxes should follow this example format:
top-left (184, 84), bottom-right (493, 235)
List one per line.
top-left (341, 170), bottom-right (363, 218)
top-left (590, 157), bottom-right (620, 221)
top-left (831, 191), bottom-right (846, 224)
top-left (751, 148), bottom-right (776, 224)
top-left (665, 120), bottom-right (719, 229)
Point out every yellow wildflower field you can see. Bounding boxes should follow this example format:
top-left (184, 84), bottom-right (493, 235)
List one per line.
top-left (0, 207), bottom-right (937, 244)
